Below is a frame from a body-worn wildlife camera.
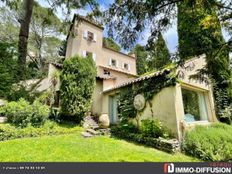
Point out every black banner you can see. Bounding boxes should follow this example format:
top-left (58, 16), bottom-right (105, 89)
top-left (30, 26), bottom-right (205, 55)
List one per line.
top-left (0, 162), bottom-right (231, 174)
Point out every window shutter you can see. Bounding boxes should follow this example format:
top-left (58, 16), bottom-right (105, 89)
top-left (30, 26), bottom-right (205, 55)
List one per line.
top-left (116, 60), bottom-right (119, 68)
top-left (83, 30), bottom-right (88, 38)
top-left (128, 64), bottom-right (131, 71)
top-left (93, 53), bottom-right (96, 61)
top-left (94, 33), bottom-right (97, 42)
top-left (82, 50), bottom-right (86, 57)
top-left (122, 63), bottom-right (125, 69)
top-left (109, 58), bottom-right (112, 66)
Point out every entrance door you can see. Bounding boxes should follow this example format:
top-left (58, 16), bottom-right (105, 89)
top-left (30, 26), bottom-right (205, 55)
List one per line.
top-left (109, 96), bottom-right (118, 124)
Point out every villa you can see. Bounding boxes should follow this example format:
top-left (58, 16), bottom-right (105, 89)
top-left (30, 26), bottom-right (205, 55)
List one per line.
top-left (41, 15), bottom-right (217, 140)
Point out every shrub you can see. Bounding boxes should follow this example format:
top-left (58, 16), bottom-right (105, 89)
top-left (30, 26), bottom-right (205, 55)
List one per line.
top-left (111, 122), bottom-right (179, 153)
top-left (0, 98), bottom-right (49, 128)
top-left (111, 122), bottom-right (138, 138)
top-left (140, 119), bottom-right (163, 138)
top-left (60, 55), bottom-right (97, 123)
top-left (182, 123), bottom-right (232, 161)
top-left (31, 100), bottom-right (49, 127)
top-left (140, 119), bottom-right (171, 138)
top-left (0, 121), bottom-right (82, 141)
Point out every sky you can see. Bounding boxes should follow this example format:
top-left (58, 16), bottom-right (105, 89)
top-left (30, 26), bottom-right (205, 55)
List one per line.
top-left (38, 0), bottom-right (229, 54)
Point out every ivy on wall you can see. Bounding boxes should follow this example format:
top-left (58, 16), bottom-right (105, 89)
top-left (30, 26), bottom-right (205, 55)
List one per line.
top-left (117, 68), bottom-right (177, 121)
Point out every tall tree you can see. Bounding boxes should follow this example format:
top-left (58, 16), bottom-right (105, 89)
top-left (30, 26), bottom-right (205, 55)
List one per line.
top-left (106, 0), bottom-right (232, 118)
top-left (2, 0), bottom-right (100, 79)
top-left (130, 44), bottom-right (148, 75)
top-left (177, 0), bottom-right (232, 117)
top-left (147, 32), bottom-right (171, 70)
top-left (29, 2), bottom-right (62, 70)
top-left (18, 0), bottom-right (34, 79)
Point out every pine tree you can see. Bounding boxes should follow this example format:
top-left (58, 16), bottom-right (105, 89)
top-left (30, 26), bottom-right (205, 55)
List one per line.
top-left (147, 32), bottom-right (171, 71)
top-left (131, 44), bottom-right (148, 75)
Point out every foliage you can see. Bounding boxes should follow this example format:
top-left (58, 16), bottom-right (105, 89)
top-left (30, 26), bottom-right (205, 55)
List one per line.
top-left (147, 32), bottom-right (172, 70)
top-left (219, 104), bottom-right (232, 125)
top-left (0, 98), bottom-right (49, 128)
top-left (130, 44), bottom-right (148, 75)
top-left (0, 121), bottom-right (82, 142)
top-left (140, 119), bottom-right (170, 138)
top-left (103, 37), bottom-right (121, 52)
top-left (106, 0), bottom-right (232, 50)
top-left (0, 6), bottom-right (19, 42)
top-left (111, 120), bottom-right (175, 153)
top-left (28, 2), bottom-right (62, 71)
top-left (182, 123), bottom-right (232, 161)
top-left (117, 68), bottom-right (177, 120)
top-left (60, 55), bottom-right (97, 122)
top-left (7, 84), bottom-right (41, 103)
top-left (0, 42), bottom-right (18, 98)
top-left (177, 0), bottom-right (232, 118)
top-left (106, 0), bottom-right (232, 122)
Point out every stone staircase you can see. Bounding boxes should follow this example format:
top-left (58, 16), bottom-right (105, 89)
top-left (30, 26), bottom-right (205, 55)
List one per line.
top-left (81, 116), bottom-right (110, 138)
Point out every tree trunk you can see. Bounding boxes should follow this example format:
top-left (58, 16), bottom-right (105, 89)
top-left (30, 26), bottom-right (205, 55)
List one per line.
top-left (18, 0), bottom-right (34, 79)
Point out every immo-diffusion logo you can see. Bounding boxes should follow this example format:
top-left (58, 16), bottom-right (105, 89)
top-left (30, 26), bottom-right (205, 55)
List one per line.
top-left (164, 163), bottom-right (174, 173)
top-left (163, 163), bottom-right (231, 174)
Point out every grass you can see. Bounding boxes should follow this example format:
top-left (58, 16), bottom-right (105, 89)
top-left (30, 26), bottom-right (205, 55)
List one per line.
top-left (0, 133), bottom-right (199, 162)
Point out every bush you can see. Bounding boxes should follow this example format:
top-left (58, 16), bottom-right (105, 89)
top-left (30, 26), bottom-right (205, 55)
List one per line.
top-left (31, 100), bottom-right (49, 127)
top-left (141, 119), bottom-right (165, 138)
top-left (0, 42), bottom-right (18, 99)
top-left (111, 122), bottom-right (138, 138)
top-left (111, 122), bottom-right (179, 153)
top-left (0, 121), bottom-right (82, 141)
top-left (0, 98), bottom-right (49, 128)
top-left (60, 55), bottom-right (97, 123)
top-left (182, 123), bottom-right (232, 161)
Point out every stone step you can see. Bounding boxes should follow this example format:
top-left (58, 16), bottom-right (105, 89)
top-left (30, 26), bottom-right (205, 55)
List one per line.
top-left (86, 128), bottom-right (100, 135)
top-left (81, 132), bottom-right (93, 138)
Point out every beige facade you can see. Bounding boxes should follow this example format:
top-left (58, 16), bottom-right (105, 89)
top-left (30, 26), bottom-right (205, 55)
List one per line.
top-left (103, 55), bottom-right (217, 140)
top-left (66, 15), bottom-right (137, 87)
top-left (65, 15), bottom-right (138, 117)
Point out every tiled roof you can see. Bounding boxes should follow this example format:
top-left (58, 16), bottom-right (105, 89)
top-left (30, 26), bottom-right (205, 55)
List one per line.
top-left (99, 65), bottom-right (138, 77)
top-left (103, 69), bottom-right (171, 93)
top-left (75, 14), bottom-right (104, 30)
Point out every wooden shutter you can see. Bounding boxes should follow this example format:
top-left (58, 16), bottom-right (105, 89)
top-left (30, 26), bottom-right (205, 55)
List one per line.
top-left (83, 30), bottom-right (88, 38)
top-left (93, 33), bottom-right (97, 42)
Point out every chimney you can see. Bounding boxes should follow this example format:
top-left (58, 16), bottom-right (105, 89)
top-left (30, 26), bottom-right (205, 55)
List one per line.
top-left (128, 53), bottom-right (136, 58)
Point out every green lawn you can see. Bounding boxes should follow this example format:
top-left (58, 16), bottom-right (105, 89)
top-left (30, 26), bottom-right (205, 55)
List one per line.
top-left (0, 133), bottom-right (199, 162)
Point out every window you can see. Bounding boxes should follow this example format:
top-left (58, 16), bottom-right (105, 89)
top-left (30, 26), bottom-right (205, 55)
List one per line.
top-left (123, 63), bottom-right (130, 71)
top-left (104, 69), bottom-right (110, 76)
top-left (83, 30), bottom-right (97, 42)
top-left (87, 31), bottom-right (94, 41)
top-left (182, 88), bottom-right (208, 122)
top-left (83, 51), bottom-right (96, 61)
top-left (111, 59), bottom-right (117, 67)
